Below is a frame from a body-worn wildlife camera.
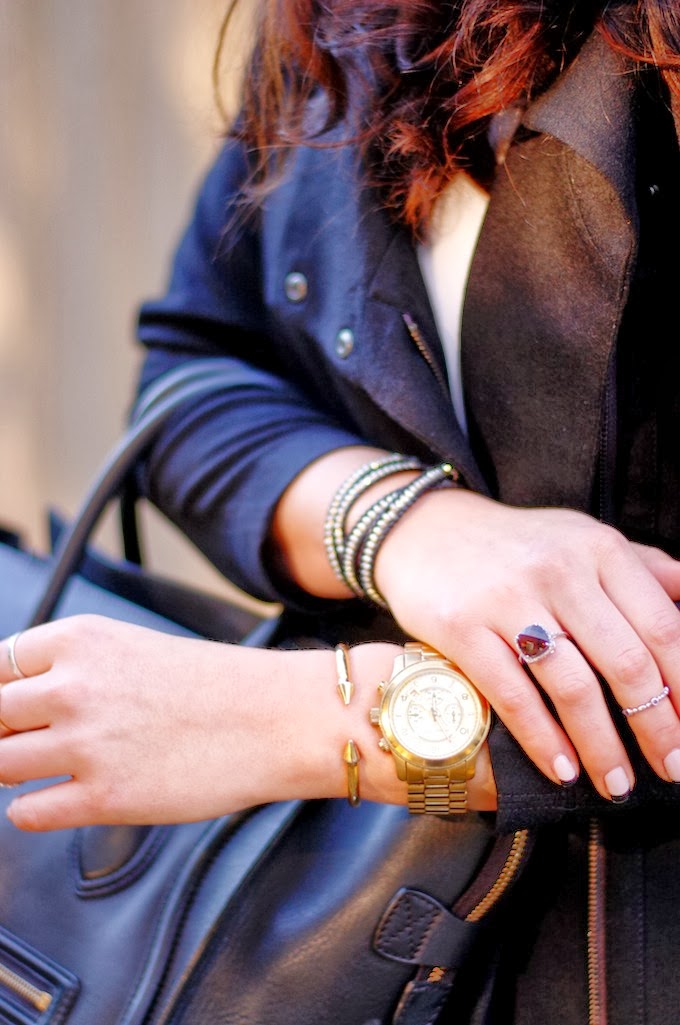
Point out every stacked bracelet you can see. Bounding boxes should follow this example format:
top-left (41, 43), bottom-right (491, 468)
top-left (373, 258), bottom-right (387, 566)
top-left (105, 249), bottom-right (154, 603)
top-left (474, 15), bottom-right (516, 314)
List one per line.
top-left (323, 454), bottom-right (424, 580)
top-left (356, 462), bottom-right (457, 607)
top-left (324, 454), bottom-right (460, 609)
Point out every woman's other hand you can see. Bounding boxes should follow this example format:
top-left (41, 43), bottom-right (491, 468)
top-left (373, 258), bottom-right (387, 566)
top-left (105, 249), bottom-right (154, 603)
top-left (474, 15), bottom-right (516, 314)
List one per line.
top-left (0, 617), bottom-right (497, 830)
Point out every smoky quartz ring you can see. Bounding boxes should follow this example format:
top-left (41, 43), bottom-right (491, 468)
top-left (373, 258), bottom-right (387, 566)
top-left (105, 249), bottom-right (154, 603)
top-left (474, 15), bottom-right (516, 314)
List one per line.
top-left (515, 623), bottom-right (570, 665)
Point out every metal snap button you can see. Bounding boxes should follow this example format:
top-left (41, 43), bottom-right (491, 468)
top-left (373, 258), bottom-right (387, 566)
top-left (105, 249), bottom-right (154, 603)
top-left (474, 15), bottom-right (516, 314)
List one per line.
top-left (284, 271), bottom-right (308, 303)
top-left (335, 328), bottom-right (354, 358)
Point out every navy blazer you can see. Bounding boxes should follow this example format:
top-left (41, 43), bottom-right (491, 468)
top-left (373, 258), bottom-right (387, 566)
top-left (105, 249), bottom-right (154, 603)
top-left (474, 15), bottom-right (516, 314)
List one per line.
top-left (136, 31), bottom-right (642, 597)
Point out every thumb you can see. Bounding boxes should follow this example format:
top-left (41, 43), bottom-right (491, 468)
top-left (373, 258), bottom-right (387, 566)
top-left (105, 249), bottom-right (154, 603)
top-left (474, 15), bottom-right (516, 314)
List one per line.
top-left (6, 780), bottom-right (90, 832)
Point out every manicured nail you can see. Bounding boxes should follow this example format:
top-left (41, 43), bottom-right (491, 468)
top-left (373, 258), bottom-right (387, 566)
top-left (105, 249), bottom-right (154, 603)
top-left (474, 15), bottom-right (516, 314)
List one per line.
top-left (604, 766), bottom-right (631, 803)
top-left (664, 749), bottom-right (680, 783)
top-left (553, 754), bottom-right (579, 786)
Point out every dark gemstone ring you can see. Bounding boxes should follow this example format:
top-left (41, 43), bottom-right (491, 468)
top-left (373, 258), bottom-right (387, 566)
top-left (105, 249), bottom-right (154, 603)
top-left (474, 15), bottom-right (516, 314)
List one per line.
top-left (515, 623), bottom-right (570, 665)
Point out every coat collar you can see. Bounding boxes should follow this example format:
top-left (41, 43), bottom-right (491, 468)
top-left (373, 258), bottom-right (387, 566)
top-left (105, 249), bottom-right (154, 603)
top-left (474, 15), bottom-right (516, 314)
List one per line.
top-left (333, 29), bottom-right (641, 496)
top-left (461, 28), bottom-right (642, 509)
top-left (521, 28), bottom-right (638, 222)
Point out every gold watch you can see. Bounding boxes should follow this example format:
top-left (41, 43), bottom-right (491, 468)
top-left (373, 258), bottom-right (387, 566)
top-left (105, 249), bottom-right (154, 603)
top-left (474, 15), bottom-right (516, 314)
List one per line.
top-left (369, 642), bottom-right (490, 814)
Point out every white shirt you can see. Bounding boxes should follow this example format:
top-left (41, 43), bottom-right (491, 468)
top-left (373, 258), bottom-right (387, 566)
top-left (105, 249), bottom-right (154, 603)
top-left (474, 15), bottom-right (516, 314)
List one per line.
top-left (416, 173), bottom-right (489, 435)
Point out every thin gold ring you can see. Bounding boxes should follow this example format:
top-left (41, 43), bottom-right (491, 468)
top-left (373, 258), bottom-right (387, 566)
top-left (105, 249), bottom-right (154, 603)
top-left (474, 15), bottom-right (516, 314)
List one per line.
top-left (6, 633), bottom-right (27, 680)
top-left (0, 688), bottom-right (12, 732)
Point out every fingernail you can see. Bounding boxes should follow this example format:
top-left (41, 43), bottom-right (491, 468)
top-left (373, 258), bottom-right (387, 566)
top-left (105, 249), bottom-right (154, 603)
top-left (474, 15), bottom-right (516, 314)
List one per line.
top-left (604, 766), bottom-right (631, 803)
top-left (664, 749), bottom-right (680, 783)
top-left (553, 754), bottom-right (579, 786)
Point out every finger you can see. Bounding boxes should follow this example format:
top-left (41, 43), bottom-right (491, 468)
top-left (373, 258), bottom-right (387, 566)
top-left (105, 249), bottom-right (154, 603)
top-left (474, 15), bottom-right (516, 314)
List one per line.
top-left (0, 686), bottom-right (14, 735)
top-left (452, 630), bottom-right (582, 790)
top-left (5, 779), bottom-right (93, 832)
top-left (565, 582), bottom-right (680, 785)
top-left (632, 543), bottom-right (680, 601)
top-left (518, 624), bottom-right (634, 802)
top-left (0, 677), bottom-right (52, 733)
top-left (0, 627), bottom-right (53, 684)
top-left (0, 730), bottom-right (72, 786)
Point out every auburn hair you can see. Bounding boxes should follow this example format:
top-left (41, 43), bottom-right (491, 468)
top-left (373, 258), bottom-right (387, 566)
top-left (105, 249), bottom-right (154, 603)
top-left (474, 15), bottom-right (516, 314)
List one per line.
top-left (215, 1), bottom-right (680, 234)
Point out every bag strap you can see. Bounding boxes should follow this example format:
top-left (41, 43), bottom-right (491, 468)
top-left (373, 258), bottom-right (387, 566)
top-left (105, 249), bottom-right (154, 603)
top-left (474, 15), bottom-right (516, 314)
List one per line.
top-left (28, 359), bottom-right (284, 627)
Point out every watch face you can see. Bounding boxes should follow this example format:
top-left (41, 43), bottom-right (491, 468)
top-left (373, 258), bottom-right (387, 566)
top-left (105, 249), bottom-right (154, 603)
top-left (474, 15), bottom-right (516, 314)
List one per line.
top-left (382, 664), bottom-right (488, 765)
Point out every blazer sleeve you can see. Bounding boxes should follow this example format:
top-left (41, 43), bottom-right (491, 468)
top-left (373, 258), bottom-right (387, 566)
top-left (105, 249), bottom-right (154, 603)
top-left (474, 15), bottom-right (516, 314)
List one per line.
top-left (134, 140), bottom-right (367, 605)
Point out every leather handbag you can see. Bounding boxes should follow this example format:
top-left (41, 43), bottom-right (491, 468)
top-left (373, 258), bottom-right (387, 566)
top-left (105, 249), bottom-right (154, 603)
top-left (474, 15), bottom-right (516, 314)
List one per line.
top-left (0, 361), bottom-right (533, 1025)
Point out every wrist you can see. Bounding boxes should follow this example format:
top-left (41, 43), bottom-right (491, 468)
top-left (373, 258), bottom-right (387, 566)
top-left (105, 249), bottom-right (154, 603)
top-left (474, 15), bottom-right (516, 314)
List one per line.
top-left (324, 456), bottom-right (460, 608)
top-left (275, 643), bottom-right (404, 805)
top-left (372, 486), bottom-right (472, 608)
top-left (273, 640), bottom-right (496, 812)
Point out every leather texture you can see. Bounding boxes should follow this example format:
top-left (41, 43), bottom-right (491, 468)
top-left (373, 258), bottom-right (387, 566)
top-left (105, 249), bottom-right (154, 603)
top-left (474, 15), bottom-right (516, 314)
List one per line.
top-left (0, 362), bottom-right (519, 1025)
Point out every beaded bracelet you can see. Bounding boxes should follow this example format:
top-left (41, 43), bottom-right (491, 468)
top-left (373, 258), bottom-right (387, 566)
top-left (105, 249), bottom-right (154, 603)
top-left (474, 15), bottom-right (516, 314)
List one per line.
top-left (357, 465), bottom-right (457, 606)
top-left (324, 454), bottom-right (460, 609)
top-left (323, 453), bottom-right (424, 582)
top-left (339, 484), bottom-right (406, 598)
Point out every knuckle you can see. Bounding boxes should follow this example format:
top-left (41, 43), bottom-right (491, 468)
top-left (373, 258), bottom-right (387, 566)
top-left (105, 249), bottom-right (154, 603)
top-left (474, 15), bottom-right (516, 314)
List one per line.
top-left (52, 614), bottom-right (112, 651)
top-left (610, 645), bottom-right (655, 689)
top-left (549, 670), bottom-right (592, 709)
top-left (591, 522), bottom-right (628, 562)
top-left (495, 679), bottom-right (532, 719)
top-left (41, 675), bottom-right (76, 714)
top-left (519, 542), bottom-right (567, 586)
top-left (643, 719), bottom-right (680, 751)
top-left (646, 611), bottom-right (680, 651)
top-left (429, 600), bottom-right (476, 639)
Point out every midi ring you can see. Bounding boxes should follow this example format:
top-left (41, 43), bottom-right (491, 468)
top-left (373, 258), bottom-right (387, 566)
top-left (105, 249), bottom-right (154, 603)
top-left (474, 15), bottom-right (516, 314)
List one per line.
top-left (6, 633), bottom-right (27, 680)
top-left (621, 685), bottom-right (671, 718)
top-left (515, 623), bottom-right (570, 665)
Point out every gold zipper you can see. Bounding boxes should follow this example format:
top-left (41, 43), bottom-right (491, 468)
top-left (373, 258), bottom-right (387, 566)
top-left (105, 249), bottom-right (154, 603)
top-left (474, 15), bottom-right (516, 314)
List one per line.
top-left (587, 817), bottom-right (607, 1025)
top-left (466, 828), bottom-right (530, 922)
top-left (0, 960), bottom-right (52, 1013)
top-left (424, 828), bottom-right (530, 986)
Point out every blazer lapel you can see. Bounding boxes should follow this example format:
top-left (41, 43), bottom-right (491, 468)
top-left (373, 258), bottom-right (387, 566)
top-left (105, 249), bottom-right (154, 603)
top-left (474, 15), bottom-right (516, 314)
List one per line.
top-left (461, 31), bottom-right (639, 509)
top-left (357, 206), bottom-right (489, 491)
top-left (522, 29), bottom-right (638, 221)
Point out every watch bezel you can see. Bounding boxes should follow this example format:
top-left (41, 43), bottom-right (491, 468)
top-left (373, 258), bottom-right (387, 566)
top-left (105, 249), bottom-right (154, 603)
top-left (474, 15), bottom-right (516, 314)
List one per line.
top-left (377, 660), bottom-right (490, 771)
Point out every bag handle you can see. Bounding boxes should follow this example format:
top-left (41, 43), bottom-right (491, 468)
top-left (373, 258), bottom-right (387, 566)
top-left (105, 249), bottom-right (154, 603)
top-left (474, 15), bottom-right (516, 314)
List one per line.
top-left (28, 359), bottom-right (284, 627)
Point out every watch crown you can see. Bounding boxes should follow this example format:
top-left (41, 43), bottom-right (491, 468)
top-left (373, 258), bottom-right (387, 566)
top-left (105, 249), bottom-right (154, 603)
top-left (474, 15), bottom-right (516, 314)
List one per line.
top-left (378, 738), bottom-right (390, 752)
top-left (377, 681), bottom-right (386, 693)
top-left (369, 707), bottom-right (380, 725)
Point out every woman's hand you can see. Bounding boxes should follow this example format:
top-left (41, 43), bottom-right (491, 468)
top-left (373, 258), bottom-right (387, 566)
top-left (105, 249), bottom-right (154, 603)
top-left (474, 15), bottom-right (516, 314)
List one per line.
top-left (0, 617), bottom-right (497, 831)
top-left (375, 489), bottom-right (680, 803)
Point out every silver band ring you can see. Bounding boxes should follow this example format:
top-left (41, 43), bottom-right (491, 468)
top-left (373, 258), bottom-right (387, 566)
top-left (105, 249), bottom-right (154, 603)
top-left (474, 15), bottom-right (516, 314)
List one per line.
top-left (6, 633), bottom-right (26, 680)
top-left (621, 685), bottom-right (670, 718)
top-left (515, 623), bottom-right (570, 665)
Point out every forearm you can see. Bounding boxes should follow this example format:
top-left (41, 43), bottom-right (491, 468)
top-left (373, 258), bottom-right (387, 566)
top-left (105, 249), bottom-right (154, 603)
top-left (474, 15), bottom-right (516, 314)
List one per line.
top-left (0, 620), bottom-right (496, 830)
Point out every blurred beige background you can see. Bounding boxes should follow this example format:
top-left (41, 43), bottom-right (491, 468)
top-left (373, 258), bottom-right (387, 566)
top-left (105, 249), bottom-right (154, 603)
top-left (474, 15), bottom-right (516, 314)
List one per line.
top-left (0, 1), bottom-right (265, 608)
